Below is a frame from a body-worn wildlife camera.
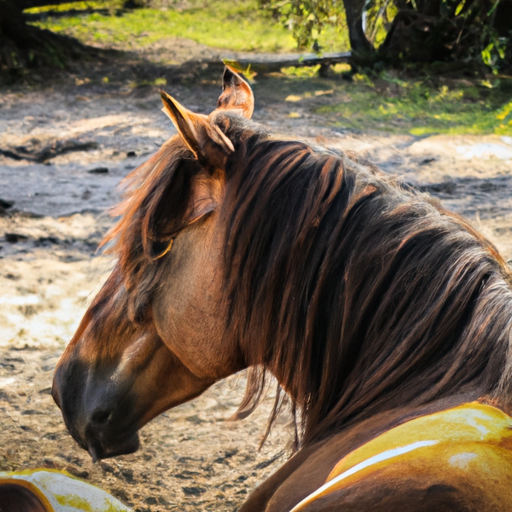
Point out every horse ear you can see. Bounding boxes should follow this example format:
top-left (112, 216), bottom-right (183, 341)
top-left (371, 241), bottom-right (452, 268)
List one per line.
top-left (216, 65), bottom-right (254, 119)
top-left (160, 90), bottom-right (234, 169)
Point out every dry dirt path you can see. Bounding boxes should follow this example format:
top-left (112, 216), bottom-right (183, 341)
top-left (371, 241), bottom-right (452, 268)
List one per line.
top-left (1, 70), bottom-right (512, 511)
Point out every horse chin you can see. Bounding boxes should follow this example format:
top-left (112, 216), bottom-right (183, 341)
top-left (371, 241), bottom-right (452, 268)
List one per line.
top-left (86, 434), bottom-right (140, 462)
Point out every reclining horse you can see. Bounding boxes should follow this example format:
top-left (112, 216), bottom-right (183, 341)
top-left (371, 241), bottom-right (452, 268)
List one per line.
top-left (52, 67), bottom-right (512, 512)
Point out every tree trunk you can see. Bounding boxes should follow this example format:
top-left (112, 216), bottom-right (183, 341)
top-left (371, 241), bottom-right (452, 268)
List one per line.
top-left (341, 0), bottom-right (375, 61)
top-left (0, 0), bottom-right (32, 45)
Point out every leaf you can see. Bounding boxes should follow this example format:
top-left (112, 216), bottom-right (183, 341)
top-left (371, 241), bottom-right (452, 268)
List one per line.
top-left (487, 0), bottom-right (501, 16)
top-left (454, 0), bottom-right (466, 16)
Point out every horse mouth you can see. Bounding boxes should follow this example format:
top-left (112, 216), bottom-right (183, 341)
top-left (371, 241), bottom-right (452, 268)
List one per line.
top-left (57, 409), bottom-right (141, 462)
top-left (86, 433), bottom-right (140, 462)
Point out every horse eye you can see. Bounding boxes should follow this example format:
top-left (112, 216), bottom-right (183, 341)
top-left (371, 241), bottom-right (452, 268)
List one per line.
top-left (151, 238), bottom-right (175, 260)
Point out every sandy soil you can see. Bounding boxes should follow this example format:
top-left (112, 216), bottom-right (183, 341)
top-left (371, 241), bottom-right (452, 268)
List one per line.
top-left (1, 41), bottom-right (512, 512)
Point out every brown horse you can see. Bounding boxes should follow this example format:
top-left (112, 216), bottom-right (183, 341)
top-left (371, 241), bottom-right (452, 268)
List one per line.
top-left (52, 67), bottom-right (512, 512)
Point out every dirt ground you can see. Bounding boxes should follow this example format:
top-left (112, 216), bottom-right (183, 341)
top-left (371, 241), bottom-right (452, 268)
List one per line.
top-left (1, 39), bottom-right (512, 512)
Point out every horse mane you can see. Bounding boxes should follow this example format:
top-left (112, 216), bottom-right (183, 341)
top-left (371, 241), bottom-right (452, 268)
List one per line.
top-left (220, 118), bottom-right (512, 445)
top-left (104, 113), bottom-right (512, 447)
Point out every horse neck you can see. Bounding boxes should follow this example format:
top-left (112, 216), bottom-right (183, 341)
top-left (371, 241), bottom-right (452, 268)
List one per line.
top-left (302, 269), bottom-right (512, 444)
top-left (223, 140), bottom-right (512, 444)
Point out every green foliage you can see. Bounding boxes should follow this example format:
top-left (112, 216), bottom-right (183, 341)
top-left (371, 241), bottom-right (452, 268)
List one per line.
top-left (364, 0), bottom-right (397, 46)
top-left (481, 34), bottom-right (509, 74)
top-left (281, 64), bottom-right (323, 77)
top-left (265, 0), bottom-right (342, 50)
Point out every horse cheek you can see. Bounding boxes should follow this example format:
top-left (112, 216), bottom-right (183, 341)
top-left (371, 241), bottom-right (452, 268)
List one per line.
top-left (133, 342), bottom-right (213, 428)
top-left (151, 222), bottom-right (242, 381)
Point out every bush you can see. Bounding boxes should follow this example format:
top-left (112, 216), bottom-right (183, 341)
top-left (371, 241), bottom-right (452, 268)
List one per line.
top-left (263, 0), bottom-right (512, 72)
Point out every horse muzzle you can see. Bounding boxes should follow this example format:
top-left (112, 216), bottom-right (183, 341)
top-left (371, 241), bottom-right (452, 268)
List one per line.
top-left (52, 324), bottom-right (214, 462)
top-left (81, 405), bottom-right (141, 462)
top-left (52, 357), bottom-right (142, 461)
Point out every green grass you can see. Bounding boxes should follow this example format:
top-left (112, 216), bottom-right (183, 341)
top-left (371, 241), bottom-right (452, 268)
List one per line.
top-left (29, 1), bottom-right (348, 54)
top-left (317, 73), bottom-right (512, 136)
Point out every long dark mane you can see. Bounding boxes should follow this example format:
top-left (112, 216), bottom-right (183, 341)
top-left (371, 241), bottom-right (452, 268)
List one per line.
top-left (106, 113), bottom-right (512, 447)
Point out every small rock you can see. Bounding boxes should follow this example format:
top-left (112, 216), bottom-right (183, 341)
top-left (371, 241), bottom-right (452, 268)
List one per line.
top-left (0, 199), bottom-right (14, 209)
top-left (176, 456), bottom-right (204, 463)
top-left (182, 486), bottom-right (206, 496)
top-left (87, 167), bottom-right (109, 174)
top-left (42, 459), bottom-right (62, 470)
top-left (36, 236), bottom-right (59, 246)
top-left (420, 181), bottom-right (457, 195)
top-left (185, 415), bottom-right (204, 424)
top-left (5, 233), bottom-right (28, 243)
top-left (65, 465), bottom-right (89, 479)
top-left (175, 470), bottom-right (200, 480)
top-left (112, 487), bottom-right (132, 504)
top-left (214, 448), bottom-right (238, 463)
top-left (121, 469), bottom-right (134, 482)
top-left (99, 461), bottom-right (116, 473)
top-left (5, 356), bottom-right (24, 363)
top-left (126, 151), bottom-right (137, 158)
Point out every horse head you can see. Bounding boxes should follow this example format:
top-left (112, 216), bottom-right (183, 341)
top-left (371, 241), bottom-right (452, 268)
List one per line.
top-left (51, 66), bottom-right (255, 461)
top-left (52, 66), bottom-right (512, 512)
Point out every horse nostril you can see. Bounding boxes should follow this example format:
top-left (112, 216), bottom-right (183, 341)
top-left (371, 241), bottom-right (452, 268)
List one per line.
top-left (91, 410), bottom-right (111, 425)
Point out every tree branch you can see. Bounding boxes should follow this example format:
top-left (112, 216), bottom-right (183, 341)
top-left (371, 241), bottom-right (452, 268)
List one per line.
top-left (228, 52), bottom-right (351, 73)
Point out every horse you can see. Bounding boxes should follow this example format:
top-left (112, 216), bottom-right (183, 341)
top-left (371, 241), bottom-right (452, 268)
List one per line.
top-left (52, 66), bottom-right (512, 512)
